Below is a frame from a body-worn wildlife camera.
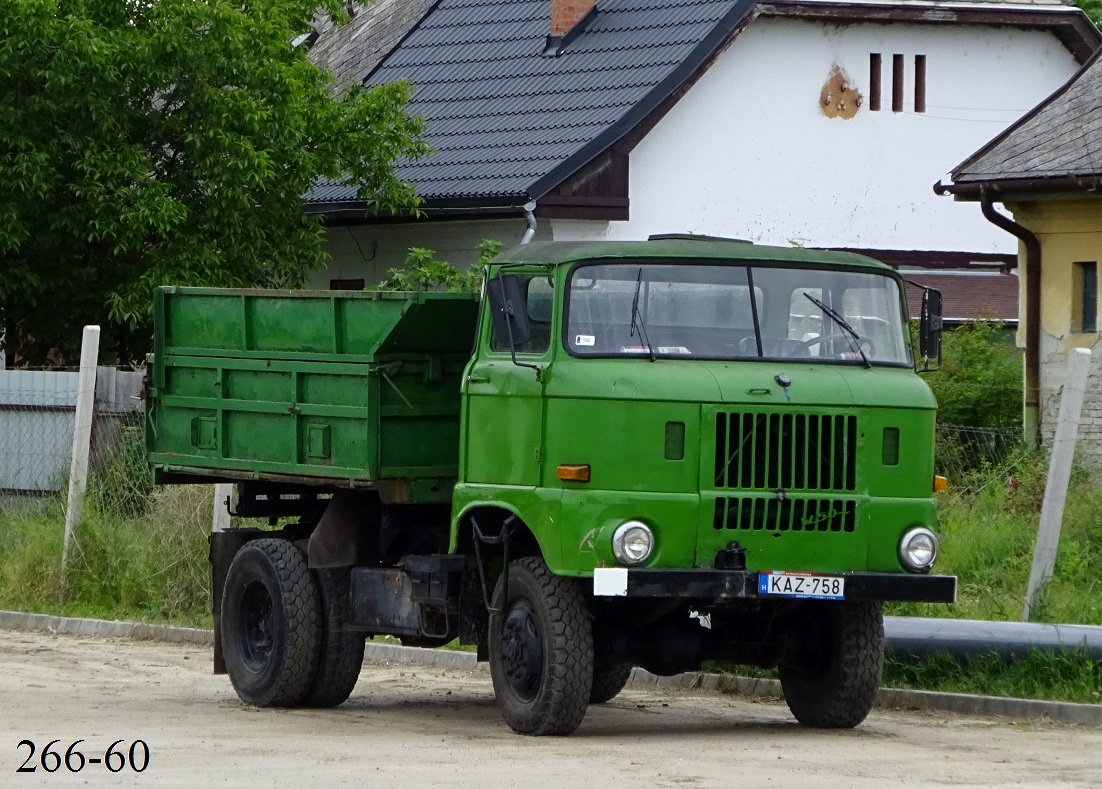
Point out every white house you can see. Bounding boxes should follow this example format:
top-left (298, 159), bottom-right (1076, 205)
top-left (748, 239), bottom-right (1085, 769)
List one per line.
top-left (307, 0), bottom-right (1099, 291)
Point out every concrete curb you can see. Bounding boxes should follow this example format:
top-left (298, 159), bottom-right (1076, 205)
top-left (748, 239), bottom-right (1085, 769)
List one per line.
top-left (3, 610), bottom-right (1100, 726)
top-left (0, 610), bottom-right (213, 645)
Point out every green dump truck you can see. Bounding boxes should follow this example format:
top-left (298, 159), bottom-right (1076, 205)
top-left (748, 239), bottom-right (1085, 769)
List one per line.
top-left (147, 236), bottom-right (955, 735)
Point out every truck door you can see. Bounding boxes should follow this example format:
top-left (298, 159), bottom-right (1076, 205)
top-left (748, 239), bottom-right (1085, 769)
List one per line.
top-left (462, 275), bottom-right (554, 486)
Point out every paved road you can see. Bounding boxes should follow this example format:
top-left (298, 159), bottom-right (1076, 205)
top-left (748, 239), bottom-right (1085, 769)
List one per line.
top-left (2, 630), bottom-right (1100, 787)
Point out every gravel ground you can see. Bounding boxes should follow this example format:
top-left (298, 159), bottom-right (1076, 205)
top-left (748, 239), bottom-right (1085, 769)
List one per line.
top-left (3, 630), bottom-right (1101, 788)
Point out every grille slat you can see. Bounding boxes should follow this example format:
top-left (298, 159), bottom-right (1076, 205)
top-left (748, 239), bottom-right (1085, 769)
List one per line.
top-left (713, 495), bottom-right (858, 533)
top-left (714, 411), bottom-right (856, 492)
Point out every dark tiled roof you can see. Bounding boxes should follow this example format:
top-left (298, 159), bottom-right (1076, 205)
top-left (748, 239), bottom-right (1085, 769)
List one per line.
top-left (904, 272), bottom-right (1019, 323)
top-left (309, 0), bottom-right (437, 94)
top-left (308, 0), bottom-right (756, 207)
top-left (951, 48), bottom-right (1102, 186)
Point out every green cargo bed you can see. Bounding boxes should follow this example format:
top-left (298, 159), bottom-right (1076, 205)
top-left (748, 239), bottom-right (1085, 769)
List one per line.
top-left (146, 287), bottom-right (479, 502)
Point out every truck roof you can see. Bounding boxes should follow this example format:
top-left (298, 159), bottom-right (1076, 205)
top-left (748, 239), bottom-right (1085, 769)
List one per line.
top-left (495, 236), bottom-right (894, 271)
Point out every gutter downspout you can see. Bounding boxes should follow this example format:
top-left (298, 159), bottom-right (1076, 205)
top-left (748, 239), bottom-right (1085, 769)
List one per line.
top-left (520, 201), bottom-right (538, 245)
top-left (980, 189), bottom-right (1042, 445)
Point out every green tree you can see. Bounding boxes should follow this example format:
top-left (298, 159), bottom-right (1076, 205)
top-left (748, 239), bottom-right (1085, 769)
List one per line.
top-left (926, 319), bottom-right (1022, 428)
top-left (1078, 0), bottom-right (1102, 26)
top-left (0, 0), bottom-right (429, 364)
top-left (373, 239), bottom-right (505, 292)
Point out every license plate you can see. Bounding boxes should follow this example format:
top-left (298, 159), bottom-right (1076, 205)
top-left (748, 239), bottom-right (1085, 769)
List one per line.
top-left (758, 571), bottom-right (845, 600)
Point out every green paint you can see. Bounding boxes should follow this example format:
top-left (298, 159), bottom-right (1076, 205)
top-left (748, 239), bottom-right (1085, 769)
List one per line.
top-left (148, 237), bottom-right (941, 582)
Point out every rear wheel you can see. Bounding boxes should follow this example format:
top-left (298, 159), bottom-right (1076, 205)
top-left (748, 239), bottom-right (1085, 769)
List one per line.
top-left (221, 539), bottom-right (321, 707)
top-left (301, 567), bottom-right (365, 708)
top-left (779, 600), bottom-right (884, 728)
top-left (489, 557), bottom-right (593, 735)
top-left (590, 662), bottom-right (633, 704)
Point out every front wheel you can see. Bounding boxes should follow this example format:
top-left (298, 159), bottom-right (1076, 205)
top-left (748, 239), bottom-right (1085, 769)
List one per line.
top-left (779, 600), bottom-right (884, 728)
top-left (489, 557), bottom-right (593, 735)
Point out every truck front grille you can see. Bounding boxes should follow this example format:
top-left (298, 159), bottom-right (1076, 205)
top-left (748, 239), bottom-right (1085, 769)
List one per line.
top-left (712, 496), bottom-right (857, 533)
top-left (714, 412), bottom-right (857, 492)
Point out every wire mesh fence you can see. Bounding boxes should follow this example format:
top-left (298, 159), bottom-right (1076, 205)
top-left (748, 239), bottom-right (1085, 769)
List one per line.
top-left (0, 367), bottom-right (210, 620)
top-left (935, 423), bottom-right (1026, 482)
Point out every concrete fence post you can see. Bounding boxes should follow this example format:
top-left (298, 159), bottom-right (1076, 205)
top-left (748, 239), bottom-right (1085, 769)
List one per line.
top-left (61, 325), bottom-right (101, 598)
top-left (1022, 347), bottom-right (1091, 621)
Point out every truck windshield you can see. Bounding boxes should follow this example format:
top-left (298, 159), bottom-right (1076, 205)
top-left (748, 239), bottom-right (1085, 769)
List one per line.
top-left (565, 261), bottom-right (911, 365)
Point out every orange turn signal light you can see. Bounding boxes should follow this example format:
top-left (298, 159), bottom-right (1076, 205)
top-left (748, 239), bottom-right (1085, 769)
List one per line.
top-left (933, 475), bottom-right (948, 492)
top-left (557, 464), bottom-right (591, 483)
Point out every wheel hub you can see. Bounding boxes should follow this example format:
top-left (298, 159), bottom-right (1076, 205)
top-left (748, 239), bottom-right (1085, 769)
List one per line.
top-left (239, 582), bottom-right (274, 672)
top-left (500, 600), bottom-right (543, 701)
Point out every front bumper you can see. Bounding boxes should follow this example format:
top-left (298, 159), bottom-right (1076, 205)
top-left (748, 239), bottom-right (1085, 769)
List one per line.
top-left (592, 568), bottom-right (956, 603)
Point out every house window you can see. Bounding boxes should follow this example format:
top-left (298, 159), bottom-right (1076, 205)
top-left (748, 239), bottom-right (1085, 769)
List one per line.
top-left (1075, 261), bottom-right (1097, 333)
top-left (892, 54), bottom-right (904, 113)
top-left (914, 54), bottom-right (927, 113)
top-left (869, 53), bottom-right (882, 111)
top-left (871, 53), bottom-right (925, 113)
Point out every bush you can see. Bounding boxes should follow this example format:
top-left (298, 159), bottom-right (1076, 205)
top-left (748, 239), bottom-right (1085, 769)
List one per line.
top-left (926, 320), bottom-right (1022, 429)
top-left (373, 239), bottom-right (504, 292)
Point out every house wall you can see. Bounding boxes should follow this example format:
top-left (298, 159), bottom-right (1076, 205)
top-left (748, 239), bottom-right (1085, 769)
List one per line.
top-left (311, 217), bottom-right (542, 289)
top-left (316, 18), bottom-right (1083, 296)
top-left (1008, 199), bottom-right (1102, 461)
top-left (609, 18), bottom-right (1081, 254)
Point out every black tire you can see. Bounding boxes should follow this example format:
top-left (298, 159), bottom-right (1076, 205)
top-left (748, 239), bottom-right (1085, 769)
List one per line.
top-left (779, 600), bottom-right (884, 729)
top-left (301, 567), bottom-right (365, 708)
top-left (489, 557), bottom-right (593, 736)
top-left (590, 662), bottom-right (633, 704)
top-left (221, 538), bottom-right (321, 707)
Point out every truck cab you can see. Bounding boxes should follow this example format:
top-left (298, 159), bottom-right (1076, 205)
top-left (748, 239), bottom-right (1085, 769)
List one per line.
top-left (453, 237), bottom-right (953, 732)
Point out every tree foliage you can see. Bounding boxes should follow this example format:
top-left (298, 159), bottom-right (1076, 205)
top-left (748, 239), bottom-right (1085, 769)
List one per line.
top-left (1078, 0), bottom-right (1102, 27)
top-left (925, 319), bottom-right (1023, 428)
top-left (0, 0), bottom-right (429, 364)
top-left (372, 240), bottom-right (505, 292)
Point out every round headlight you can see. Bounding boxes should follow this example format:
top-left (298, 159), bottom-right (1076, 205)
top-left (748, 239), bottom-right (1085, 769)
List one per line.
top-left (899, 527), bottom-right (938, 572)
top-left (612, 521), bottom-right (654, 566)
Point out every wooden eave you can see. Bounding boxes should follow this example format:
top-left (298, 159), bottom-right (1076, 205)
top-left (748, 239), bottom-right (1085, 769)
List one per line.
top-left (758, 2), bottom-right (1102, 63)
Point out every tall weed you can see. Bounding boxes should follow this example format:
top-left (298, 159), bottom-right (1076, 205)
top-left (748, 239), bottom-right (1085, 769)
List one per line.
top-left (891, 448), bottom-right (1102, 625)
top-left (0, 426), bottom-right (210, 625)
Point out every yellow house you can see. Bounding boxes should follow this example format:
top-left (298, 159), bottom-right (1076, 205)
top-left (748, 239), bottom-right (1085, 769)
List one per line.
top-left (936, 47), bottom-right (1102, 459)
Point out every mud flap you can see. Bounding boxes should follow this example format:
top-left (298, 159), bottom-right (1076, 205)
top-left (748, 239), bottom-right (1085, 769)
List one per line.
top-left (208, 530), bottom-right (254, 675)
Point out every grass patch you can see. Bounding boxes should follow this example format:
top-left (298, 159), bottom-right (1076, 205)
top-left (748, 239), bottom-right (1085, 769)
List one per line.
top-left (888, 448), bottom-right (1102, 625)
top-left (712, 648), bottom-right (1102, 705)
top-left (882, 649), bottom-right (1102, 705)
top-left (0, 425), bottom-right (212, 628)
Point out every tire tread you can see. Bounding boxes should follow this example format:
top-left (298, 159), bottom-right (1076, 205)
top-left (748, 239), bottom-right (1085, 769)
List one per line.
top-left (222, 538), bottom-right (321, 708)
top-left (490, 557), bottom-right (593, 735)
top-left (781, 600), bottom-right (884, 729)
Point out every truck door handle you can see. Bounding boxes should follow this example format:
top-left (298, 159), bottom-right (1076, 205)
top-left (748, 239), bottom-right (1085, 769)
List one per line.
top-left (467, 374), bottom-right (490, 384)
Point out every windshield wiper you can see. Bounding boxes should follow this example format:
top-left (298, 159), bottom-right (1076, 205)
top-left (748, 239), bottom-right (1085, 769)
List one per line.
top-left (803, 292), bottom-right (871, 368)
top-left (629, 267), bottom-right (657, 361)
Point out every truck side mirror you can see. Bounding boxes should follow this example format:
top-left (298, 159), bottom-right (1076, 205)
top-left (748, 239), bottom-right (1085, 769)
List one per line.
top-left (487, 274), bottom-right (532, 349)
top-left (918, 287), bottom-right (943, 373)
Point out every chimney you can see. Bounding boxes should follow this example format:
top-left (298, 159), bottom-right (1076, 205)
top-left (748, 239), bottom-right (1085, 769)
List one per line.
top-left (550, 0), bottom-right (595, 38)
